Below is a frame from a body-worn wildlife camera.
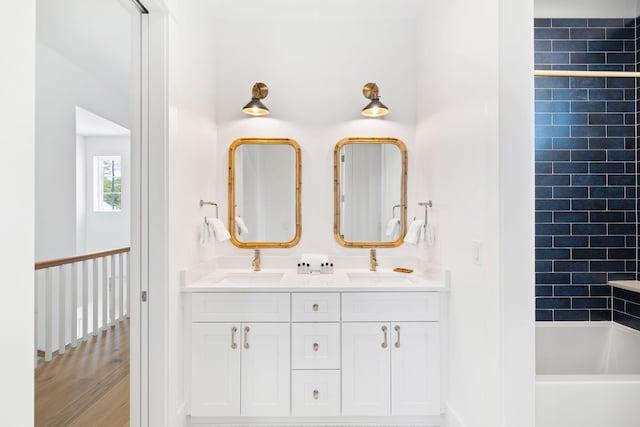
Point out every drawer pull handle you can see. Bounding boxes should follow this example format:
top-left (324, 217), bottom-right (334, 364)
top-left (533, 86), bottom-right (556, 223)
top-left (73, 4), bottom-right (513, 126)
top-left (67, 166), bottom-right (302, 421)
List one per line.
top-left (313, 342), bottom-right (319, 352)
top-left (231, 326), bottom-right (238, 349)
top-left (313, 390), bottom-right (319, 400)
top-left (394, 325), bottom-right (401, 348)
top-left (381, 325), bottom-right (388, 348)
top-left (243, 326), bottom-right (250, 349)
top-left (312, 303), bottom-right (319, 312)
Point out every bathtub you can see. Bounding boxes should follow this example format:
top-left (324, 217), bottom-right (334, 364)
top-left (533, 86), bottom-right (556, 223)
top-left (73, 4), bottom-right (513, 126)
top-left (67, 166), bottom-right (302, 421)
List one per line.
top-left (536, 322), bottom-right (640, 427)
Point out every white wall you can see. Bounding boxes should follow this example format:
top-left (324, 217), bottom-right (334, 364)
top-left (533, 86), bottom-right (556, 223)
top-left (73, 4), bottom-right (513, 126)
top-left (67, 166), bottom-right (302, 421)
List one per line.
top-left (0, 1), bottom-right (35, 424)
top-left (35, 41), bottom-right (130, 261)
top-left (166, 0), bottom-right (219, 424)
top-left (81, 135), bottom-right (131, 253)
top-left (535, 0), bottom-right (639, 18)
top-left (499, 0), bottom-right (536, 424)
top-left (416, 1), bottom-right (501, 423)
top-left (212, 0), bottom-right (422, 263)
top-left (416, 0), bottom-right (535, 426)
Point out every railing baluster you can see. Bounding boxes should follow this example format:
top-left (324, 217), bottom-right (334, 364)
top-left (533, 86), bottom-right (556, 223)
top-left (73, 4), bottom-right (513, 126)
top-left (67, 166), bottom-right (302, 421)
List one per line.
top-left (118, 253), bottom-right (124, 321)
top-left (71, 262), bottom-right (78, 348)
top-left (110, 255), bottom-right (116, 326)
top-left (93, 258), bottom-right (98, 336)
top-left (58, 264), bottom-right (66, 356)
top-left (34, 247), bottom-right (130, 362)
top-left (126, 251), bottom-right (130, 317)
top-left (34, 270), bottom-right (39, 367)
top-left (102, 256), bottom-right (108, 331)
top-left (82, 260), bottom-right (89, 340)
top-left (45, 268), bottom-right (53, 362)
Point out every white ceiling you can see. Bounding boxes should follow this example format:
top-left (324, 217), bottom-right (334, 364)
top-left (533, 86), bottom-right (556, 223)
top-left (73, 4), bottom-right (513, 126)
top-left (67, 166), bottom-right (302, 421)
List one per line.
top-left (76, 106), bottom-right (130, 136)
top-left (36, 0), bottom-right (133, 98)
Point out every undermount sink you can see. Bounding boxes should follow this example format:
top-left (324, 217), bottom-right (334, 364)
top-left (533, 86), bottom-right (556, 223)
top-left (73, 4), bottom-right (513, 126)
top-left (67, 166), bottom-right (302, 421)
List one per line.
top-left (219, 272), bottom-right (284, 284)
top-left (346, 272), bottom-right (411, 283)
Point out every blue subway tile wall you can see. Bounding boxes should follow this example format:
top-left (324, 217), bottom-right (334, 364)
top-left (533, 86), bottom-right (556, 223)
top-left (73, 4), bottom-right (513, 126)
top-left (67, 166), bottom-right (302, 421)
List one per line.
top-left (613, 287), bottom-right (640, 330)
top-left (535, 17), bottom-right (637, 324)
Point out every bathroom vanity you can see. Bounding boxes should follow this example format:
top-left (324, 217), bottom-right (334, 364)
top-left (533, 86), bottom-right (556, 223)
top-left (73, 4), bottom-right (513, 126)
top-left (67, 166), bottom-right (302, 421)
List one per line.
top-left (183, 270), bottom-right (446, 426)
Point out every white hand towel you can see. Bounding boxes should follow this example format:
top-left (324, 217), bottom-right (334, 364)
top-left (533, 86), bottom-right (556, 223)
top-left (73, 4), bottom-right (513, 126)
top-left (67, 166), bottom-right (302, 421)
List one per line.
top-left (209, 217), bottom-right (231, 242)
top-left (425, 223), bottom-right (435, 246)
top-left (200, 221), bottom-right (209, 246)
top-left (385, 218), bottom-right (400, 237)
top-left (404, 220), bottom-right (424, 245)
top-left (418, 223), bottom-right (427, 249)
top-left (235, 216), bottom-right (249, 235)
top-left (301, 253), bottom-right (329, 271)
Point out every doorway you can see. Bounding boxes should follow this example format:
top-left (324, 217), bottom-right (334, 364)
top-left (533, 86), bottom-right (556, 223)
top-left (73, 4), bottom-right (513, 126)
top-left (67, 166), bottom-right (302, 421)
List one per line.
top-left (34, 0), bottom-right (150, 425)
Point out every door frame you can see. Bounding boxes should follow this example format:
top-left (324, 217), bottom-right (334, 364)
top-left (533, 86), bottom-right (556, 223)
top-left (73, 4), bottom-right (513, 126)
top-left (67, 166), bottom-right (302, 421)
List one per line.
top-left (130, 1), bottom-right (168, 426)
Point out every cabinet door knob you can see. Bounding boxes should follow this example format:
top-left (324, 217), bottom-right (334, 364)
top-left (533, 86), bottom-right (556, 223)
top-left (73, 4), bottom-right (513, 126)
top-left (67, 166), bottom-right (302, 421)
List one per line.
top-left (243, 326), bottom-right (250, 349)
top-left (394, 325), bottom-right (401, 348)
top-left (313, 342), bottom-right (319, 352)
top-left (230, 326), bottom-right (238, 349)
top-left (313, 389), bottom-right (319, 400)
top-left (312, 303), bottom-right (319, 312)
top-left (381, 325), bottom-right (388, 348)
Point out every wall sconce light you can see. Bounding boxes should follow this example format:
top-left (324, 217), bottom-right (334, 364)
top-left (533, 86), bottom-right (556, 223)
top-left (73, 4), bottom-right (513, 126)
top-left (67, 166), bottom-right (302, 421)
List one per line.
top-left (242, 82), bottom-right (270, 116)
top-left (361, 82), bottom-right (389, 117)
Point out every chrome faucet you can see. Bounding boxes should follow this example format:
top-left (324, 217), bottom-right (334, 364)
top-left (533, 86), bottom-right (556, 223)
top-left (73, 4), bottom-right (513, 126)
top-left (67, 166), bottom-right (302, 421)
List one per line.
top-left (252, 248), bottom-right (261, 272)
top-left (370, 248), bottom-right (378, 272)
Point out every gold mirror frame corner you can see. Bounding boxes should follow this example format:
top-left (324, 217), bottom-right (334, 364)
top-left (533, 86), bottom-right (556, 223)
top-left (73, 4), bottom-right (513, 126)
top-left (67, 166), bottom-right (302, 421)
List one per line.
top-left (333, 137), bottom-right (408, 249)
top-left (228, 137), bottom-right (302, 249)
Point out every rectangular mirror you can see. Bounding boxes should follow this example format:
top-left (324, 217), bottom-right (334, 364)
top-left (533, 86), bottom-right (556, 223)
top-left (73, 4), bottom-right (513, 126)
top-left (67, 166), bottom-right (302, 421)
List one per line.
top-left (229, 138), bottom-right (301, 248)
top-left (334, 137), bottom-right (407, 248)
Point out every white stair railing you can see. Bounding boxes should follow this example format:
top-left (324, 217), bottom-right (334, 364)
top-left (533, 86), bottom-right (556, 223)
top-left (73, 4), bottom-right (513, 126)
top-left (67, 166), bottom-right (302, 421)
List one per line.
top-left (34, 247), bottom-right (130, 364)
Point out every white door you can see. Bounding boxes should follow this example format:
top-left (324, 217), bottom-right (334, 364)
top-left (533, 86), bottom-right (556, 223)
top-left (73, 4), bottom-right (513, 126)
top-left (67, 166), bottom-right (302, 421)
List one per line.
top-left (191, 323), bottom-right (241, 416)
top-left (241, 322), bottom-right (290, 416)
top-left (342, 322), bottom-right (391, 416)
top-left (391, 322), bottom-right (441, 415)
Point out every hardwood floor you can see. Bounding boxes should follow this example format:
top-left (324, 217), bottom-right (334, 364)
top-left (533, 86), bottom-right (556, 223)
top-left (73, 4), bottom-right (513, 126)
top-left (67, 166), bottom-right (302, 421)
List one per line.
top-left (35, 319), bottom-right (129, 427)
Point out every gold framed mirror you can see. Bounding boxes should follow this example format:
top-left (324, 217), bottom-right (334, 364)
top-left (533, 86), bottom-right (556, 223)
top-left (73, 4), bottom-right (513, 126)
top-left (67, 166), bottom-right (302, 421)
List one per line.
top-left (229, 138), bottom-right (302, 248)
top-left (334, 137), bottom-right (407, 248)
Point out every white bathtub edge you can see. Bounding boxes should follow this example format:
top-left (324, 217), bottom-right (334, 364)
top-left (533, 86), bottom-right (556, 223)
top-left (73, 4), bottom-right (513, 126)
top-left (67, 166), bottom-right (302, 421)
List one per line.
top-left (536, 320), bottom-right (640, 335)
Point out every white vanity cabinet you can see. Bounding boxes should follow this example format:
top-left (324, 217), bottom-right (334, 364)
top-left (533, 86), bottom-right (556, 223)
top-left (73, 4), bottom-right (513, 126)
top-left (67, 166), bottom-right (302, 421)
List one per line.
top-left (342, 293), bottom-right (441, 416)
top-left (189, 293), bottom-right (290, 417)
top-left (186, 288), bottom-right (443, 425)
top-left (290, 293), bottom-right (341, 417)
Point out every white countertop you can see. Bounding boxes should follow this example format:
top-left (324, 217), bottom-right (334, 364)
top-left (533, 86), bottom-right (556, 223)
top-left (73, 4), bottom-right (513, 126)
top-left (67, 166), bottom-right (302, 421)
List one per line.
top-left (183, 268), bottom-right (448, 293)
top-left (609, 280), bottom-right (640, 293)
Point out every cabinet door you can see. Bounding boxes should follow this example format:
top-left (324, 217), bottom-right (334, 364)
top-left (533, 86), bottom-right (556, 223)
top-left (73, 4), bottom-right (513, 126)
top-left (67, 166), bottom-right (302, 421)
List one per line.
top-left (391, 322), bottom-right (440, 415)
top-left (191, 323), bottom-right (241, 416)
top-left (342, 322), bottom-right (391, 416)
top-left (241, 322), bottom-right (290, 416)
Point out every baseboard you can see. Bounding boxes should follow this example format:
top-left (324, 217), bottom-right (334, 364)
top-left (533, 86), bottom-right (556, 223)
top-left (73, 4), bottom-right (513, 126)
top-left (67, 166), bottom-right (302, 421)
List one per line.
top-left (443, 403), bottom-right (467, 427)
top-left (189, 415), bottom-right (441, 426)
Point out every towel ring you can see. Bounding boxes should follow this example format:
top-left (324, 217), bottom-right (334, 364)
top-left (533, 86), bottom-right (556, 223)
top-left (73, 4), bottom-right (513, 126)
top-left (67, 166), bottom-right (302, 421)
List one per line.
top-left (417, 201), bottom-right (432, 226)
top-left (392, 204), bottom-right (401, 218)
top-left (200, 200), bottom-right (219, 219)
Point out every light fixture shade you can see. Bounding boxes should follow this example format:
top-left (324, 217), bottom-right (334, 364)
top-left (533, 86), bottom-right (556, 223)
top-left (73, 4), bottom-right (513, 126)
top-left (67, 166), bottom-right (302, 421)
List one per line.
top-left (361, 98), bottom-right (389, 117)
top-left (361, 82), bottom-right (389, 117)
top-left (242, 98), bottom-right (270, 116)
top-left (242, 82), bottom-right (270, 116)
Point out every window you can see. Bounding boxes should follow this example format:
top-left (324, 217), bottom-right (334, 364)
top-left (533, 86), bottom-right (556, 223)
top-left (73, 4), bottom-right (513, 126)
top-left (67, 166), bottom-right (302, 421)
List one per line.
top-left (94, 156), bottom-right (122, 211)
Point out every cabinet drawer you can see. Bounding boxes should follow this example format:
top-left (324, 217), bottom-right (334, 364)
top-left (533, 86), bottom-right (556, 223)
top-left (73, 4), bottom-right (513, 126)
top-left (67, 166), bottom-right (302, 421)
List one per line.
top-left (292, 323), bottom-right (340, 369)
top-left (191, 293), bottom-right (290, 322)
top-left (292, 293), bottom-right (340, 321)
top-left (291, 370), bottom-right (341, 417)
top-left (342, 292), bottom-right (439, 321)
